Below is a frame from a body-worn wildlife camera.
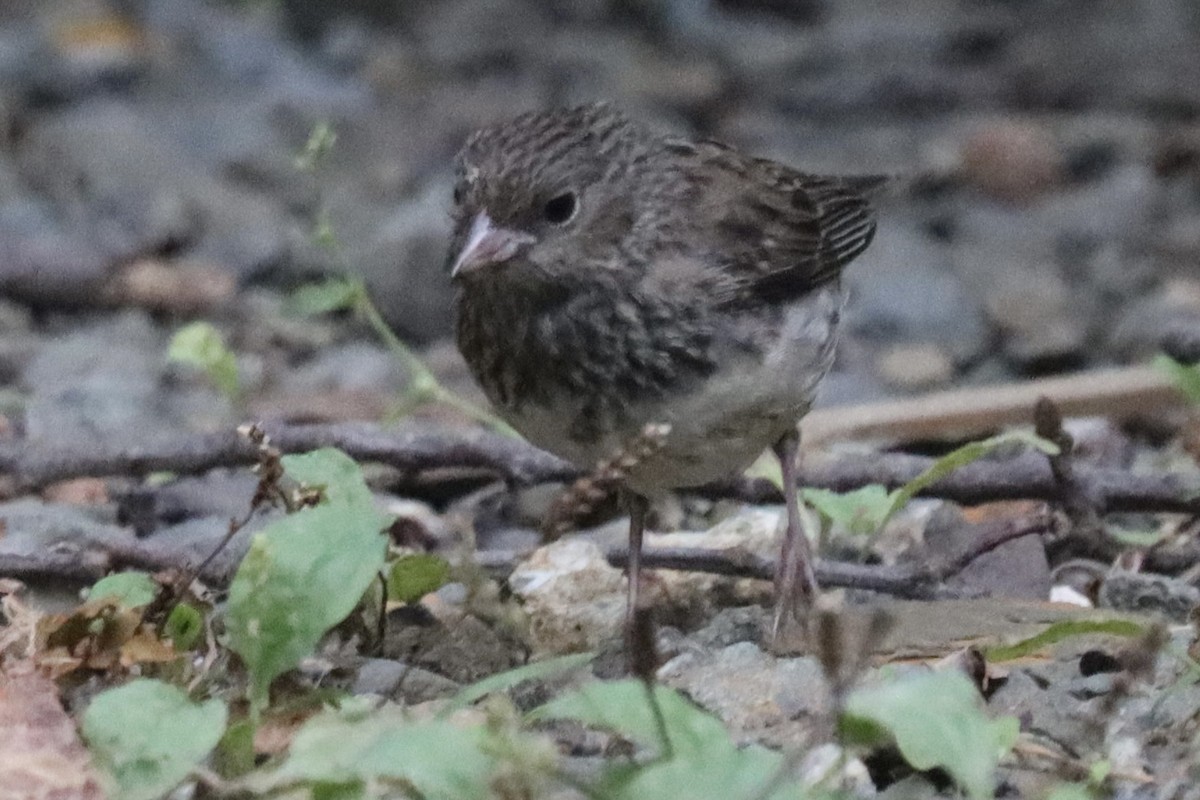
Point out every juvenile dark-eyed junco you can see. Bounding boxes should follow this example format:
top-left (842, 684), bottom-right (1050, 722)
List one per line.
top-left (448, 103), bottom-right (880, 652)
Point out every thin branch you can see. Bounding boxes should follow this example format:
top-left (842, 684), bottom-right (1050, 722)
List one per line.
top-left (0, 421), bottom-right (575, 492)
top-left (479, 515), bottom-right (1053, 600)
top-left (3, 422), bottom-right (1199, 517)
top-left (1033, 396), bottom-right (1105, 545)
top-left (800, 365), bottom-right (1182, 446)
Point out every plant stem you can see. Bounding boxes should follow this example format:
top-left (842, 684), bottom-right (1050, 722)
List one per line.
top-left (353, 285), bottom-right (518, 437)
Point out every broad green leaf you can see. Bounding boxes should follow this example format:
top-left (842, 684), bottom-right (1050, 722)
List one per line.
top-left (312, 782), bottom-right (368, 800)
top-left (387, 553), bottom-right (451, 605)
top-left (883, 430), bottom-right (1060, 525)
top-left (534, 680), bottom-right (809, 800)
top-left (532, 680), bottom-right (723, 756)
top-left (1155, 354), bottom-right (1200, 405)
top-left (595, 742), bottom-right (809, 800)
top-left (282, 448), bottom-right (378, 508)
top-left (246, 707), bottom-right (496, 800)
top-left (286, 278), bottom-right (362, 317)
top-left (88, 571), bottom-right (157, 608)
top-left (163, 603), bottom-right (204, 651)
top-left (843, 671), bottom-right (1016, 800)
top-left (1047, 784), bottom-right (1095, 800)
top-left (82, 679), bottom-right (227, 800)
top-left (168, 321), bottom-right (239, 398)
top-left (985, 618), bottom-right (1143, 662)
top-left (226, 501), bottom-right (387, 709)
top-left (442, 652), bottom-right (594, 714)
top-left (802, 485), bottom-right (893, 535)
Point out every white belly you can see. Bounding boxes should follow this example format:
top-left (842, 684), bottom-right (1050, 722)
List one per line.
top-left (501, 285), bottom-right (843, 493)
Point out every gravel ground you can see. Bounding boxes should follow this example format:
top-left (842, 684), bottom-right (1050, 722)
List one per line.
top-left (2, 1), bottom-right (1200, 797)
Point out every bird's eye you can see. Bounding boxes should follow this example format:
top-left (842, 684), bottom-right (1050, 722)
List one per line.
top-left (542, 192), bottom-right (578, 225)
top-left (452, 184), bottom-right (465, 206)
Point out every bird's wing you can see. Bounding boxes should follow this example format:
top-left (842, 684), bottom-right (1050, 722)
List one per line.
top-left (665, 139), bottom-right (881, 307)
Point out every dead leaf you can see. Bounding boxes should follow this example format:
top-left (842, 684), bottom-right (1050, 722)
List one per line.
top-left (35, 598), bottom-right (179, 676)
top-left (0, 662), bottom-right (106, 800)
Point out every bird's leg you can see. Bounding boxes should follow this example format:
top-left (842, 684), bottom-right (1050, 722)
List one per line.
top-left (624, 491), bottom-right (651, 665)
top-left (772, 428), bottom-right (818, 634)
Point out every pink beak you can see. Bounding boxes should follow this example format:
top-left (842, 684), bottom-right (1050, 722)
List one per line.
top-left (450, 212), bottom-right (535, 279)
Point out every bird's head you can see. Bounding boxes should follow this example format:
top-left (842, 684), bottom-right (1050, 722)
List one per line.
top-left (447, 103), bottom-right (648, 286)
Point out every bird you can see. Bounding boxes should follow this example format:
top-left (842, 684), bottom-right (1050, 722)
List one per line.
top-left (447, 102), bottom-right (881, 657)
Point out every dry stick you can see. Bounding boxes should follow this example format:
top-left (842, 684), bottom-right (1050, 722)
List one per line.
top-left (1033, 395), bottom-right (1106, 545)
top-left (0, 365), bottom-right (1180, 490)
top-left (478, 514), bottom-right (1053, 600)
top-left (800, 364), bottom-right (1182, 446)
top-left (0, 513), bottom-right (1050, 598)
top-left (2, 420), bottom-right (1200, 515)
top-left (0, 421), bottom-right (577, 492)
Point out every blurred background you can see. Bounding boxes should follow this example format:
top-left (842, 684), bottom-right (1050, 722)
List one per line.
top-left (1, 0), bottom-right (1199, 445)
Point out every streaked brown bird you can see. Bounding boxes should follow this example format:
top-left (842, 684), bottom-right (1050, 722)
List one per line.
top-left (448, 103), bottom-right (880, 655)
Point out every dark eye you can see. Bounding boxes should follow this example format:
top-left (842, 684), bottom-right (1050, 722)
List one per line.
top-left (543, 192), bottom-right (578, 225)
top-left (453, 184), bottom-right (465, 206)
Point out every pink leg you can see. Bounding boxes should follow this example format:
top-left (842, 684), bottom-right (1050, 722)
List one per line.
top-left (773, 429), bottom-right (817, 628)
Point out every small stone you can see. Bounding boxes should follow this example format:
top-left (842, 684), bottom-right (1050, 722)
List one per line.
top-left (874, 342), bottom-right (955, 391)
top-left (351, 657), bottom-right (460, 703)
top-left (961, 120), bottom-right (1064, 203)
top-left (110, 258), bottom-right (237, 315)
top-left (984, 269), bottom-right (1087, 369)
top-left (41, 478), bottom-right (108, 506)
top-left (509, 539), bottom-right (625, 656)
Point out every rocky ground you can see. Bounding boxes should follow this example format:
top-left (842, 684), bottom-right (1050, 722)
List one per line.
top-left (1, 1), bottom-right (1200, 798)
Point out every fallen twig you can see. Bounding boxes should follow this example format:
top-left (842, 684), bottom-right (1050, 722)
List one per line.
top-left (800, 365), bottom-right (1181, 445)
top-left (3, 421), bottom-right (1199, 517)
top-left (479, 514), bottom-right (1053, 601)
top-left (0, 421), bottom-right (576, 493)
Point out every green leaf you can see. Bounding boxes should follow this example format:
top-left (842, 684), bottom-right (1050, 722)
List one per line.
top-left (743, 450), bottom-right (783, 489)
top-left (882, 430), bottom-right (1060, 525)
top-left (533, 680), bottom-right (808, 800)
top-left (214, 718), bottom-right (257, 779)
top-left (984, 618), bottom-right (1144, 662)
top-left (1087, 759), bottom-right (1111, 786)
top-left (802, 485), bottom-right (894, 535)
top-left (163, 603), bottom-right (205, 651)
top-left (843, 671), bottom-right (1016, 800)
top-left (82, 679), bottom-right (227, 800)
top-left (1047, 784), bottom-right (1095, 800)
top-left (226, 497), bottom-right (387, 710)
top-left (88, 571), bottom-right (157, 608)
top-left (247, 707), bottom-right (497, 800)
top-left (282, 448), bottom-right (378, 509)
top-left (443, 652), bottom-right (594, 715)
top-left (286, 278), bottom-right (362, 317)
top-left (1154, 353), bottom-right (1200, 405)
top-left (532, 680), bottom-right (723, 757)
top-left (294, 121), bottom-right (338, 173)
top-left (1105, 524), bottom-right (1168, 548)
top-left (387, 553), bottom-right (452, 605)
top-left (168, 321), bottom-right (239, 398)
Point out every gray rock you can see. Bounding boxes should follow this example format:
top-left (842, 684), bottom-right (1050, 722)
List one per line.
top-left (351, 657), bottom-right (461, 702)
top-left (983, 267), bottom-right (1090, 369)
top-left (351, 181), bottom-right (457, 342)
top-left (0, 497), bottom-right (127, 557)
top-left (844, 226), bottom-right (989, 365)
top-left (658, 642), bottom-right (829, 748)
top-left (23, 311), bottom-right (228, 446)
top-left (16, 101), bottom-right (289, 277)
